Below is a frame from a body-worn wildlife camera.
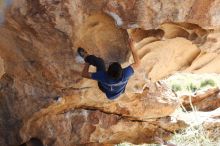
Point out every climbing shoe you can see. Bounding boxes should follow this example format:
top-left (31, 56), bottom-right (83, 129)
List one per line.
top-left (77, 47), bottom-right (87, 58)
top-left (53, 96), bottom-right (62, 102)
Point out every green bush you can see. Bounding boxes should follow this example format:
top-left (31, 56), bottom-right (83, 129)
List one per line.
top-left (187, 83), bottom-right (198, 92)
top-left (200, 79), bottom-right (216, 88)
top-left (172, 84), bottom-right (182, 92)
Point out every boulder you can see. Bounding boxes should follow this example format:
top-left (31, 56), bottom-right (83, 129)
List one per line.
top-left (0, 0), bottom-right (220, 145)
top-left (181, 88), bottom-right (220, 111)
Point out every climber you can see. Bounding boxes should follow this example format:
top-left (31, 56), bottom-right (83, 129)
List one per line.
top-left (78, 37), bottom-right (140, 100)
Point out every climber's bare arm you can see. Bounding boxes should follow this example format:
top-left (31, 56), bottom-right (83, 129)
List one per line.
top-left (82, 63), bottom-right (92, 79)
top-left (129, 37), bottom-right (141, 69)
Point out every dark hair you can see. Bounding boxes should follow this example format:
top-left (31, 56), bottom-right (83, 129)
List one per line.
top-left (107, 62), bottom-right (122, 80)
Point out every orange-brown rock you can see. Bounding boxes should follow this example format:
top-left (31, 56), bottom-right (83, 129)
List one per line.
top-left (0, 56), bottom-right (4, 78)
top-left (132, 26), bottom-right (220, 81)
top-left (0, 0), bottom-right (220, 146)
top-left (20, 109), bottom-right (187, 146)
top-left (104, 0), bottom-right (220, 29)
top-left (181, 88), bottom-right (220, 111)
top-left (130, 28), bottom-right (164, 42)
top-left (134, 37), bottom-right (200, 82)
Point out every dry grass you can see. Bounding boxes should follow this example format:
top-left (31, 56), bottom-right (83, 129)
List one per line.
top-left (170, 108), bottom-right (220, 146)
top-left (170, 126), bottom-right (219, 146)
top-left (117, 143), bottom-right (159, 146)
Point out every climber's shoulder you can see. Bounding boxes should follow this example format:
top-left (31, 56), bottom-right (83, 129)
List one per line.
top-left (123, 66), bottom-right (134, 79)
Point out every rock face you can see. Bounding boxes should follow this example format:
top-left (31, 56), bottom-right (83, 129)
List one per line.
top-left (130, 22), bottom-right (220, 81)
top-left (181, 88), bottom-right (220, 111)
top-left (104, 0), bottom-right (220, 29)
top-left (0, 0), bottom-right (220, 146)
top-left (0, 56), bottom-right (4, 78)
top-left (20, 109), bottom-right (187, 146)
top-left (134, 37), bottom-right (200, 81)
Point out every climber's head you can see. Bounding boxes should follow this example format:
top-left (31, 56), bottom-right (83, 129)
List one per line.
top-left (107, 62), bottom-right (122, 80)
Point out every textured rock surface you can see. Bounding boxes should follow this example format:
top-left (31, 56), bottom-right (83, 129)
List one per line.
top-left (181, 88), bottom-right (220, 111)
top-left (104, 0), bottom-right (220, 29)
top-left (20, 109), bottom-right (187, 146)
top-left (0, 56), bottom-right (4, 78)
top-left (17, 81), bottom-right (181, 145)
top-left (134, 37), bottom-right (200, 81)
top-left (131, 23), bottom-right (220, 81)
top-left (0, 0), bottom-right (220, 146)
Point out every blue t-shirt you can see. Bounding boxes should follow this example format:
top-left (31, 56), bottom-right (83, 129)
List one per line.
top-left (91, 66), bottom-right (134, 100)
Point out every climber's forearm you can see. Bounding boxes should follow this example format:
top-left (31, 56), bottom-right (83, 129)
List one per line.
top-left (131, 47), bottom-right (141, 67)
top-left (129, 39), bottom-right (141, 68)
top-left (82, 63), bottom-right (91, 79)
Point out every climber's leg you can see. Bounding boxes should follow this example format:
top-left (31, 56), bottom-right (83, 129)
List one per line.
top-left (77, 47), bottom-right (106, 71)
top-left (78, 47), bottom-right (106, 92)
top-left (85, 55), bottom-right (106, 92)
top-left (85, 55), bottom-right (106, 71)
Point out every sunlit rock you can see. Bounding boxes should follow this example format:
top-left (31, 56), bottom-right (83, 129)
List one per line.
top-left (0, 0), bottom-right (220, 146)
